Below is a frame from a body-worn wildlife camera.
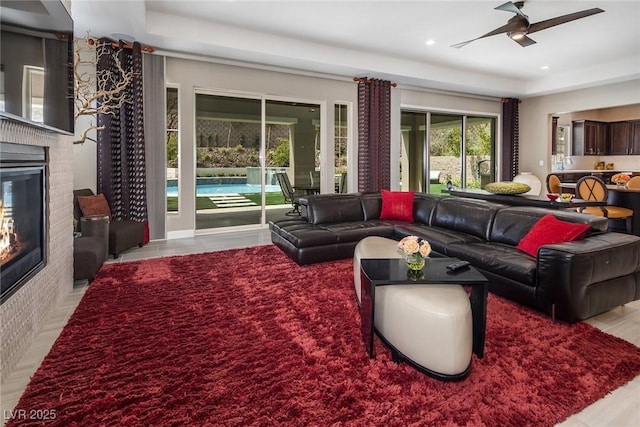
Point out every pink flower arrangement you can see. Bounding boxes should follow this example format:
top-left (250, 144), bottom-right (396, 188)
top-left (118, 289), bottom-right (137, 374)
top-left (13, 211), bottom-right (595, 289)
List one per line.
top-left (611, 173), bottom-right (631, 185)
top-left (397, 235), bottom-right (432, 259)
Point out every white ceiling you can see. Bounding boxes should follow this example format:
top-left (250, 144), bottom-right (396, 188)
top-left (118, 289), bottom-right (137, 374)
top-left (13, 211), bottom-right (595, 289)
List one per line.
top-left (71, 0), bottom-right (640, 98)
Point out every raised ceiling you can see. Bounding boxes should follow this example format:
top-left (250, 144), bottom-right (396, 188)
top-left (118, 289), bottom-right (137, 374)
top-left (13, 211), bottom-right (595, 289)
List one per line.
top-left (71, 0), bottom-right (640, 98)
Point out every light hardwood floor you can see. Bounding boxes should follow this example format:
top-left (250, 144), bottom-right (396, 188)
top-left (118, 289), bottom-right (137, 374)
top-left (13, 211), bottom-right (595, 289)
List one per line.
top-left (2, 229), bottom-right (639, 426)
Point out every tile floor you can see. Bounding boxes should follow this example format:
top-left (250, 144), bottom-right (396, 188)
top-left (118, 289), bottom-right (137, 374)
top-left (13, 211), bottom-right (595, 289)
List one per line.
top-left (2, 228), bottom-right (639, 426)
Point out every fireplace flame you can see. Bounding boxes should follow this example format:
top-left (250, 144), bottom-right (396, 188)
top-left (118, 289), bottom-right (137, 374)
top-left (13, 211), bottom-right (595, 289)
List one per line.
top-left (0, 198), bottom-right (18, 261)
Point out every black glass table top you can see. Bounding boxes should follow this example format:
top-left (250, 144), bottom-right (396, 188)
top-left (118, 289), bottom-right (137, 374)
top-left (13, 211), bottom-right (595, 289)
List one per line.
top-left (360, 258), bottom-right (488, 284)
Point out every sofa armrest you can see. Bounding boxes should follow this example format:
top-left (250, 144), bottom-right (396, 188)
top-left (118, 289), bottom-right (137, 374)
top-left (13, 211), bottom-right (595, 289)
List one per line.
top-left (537, 233), bottom-right (640, 322)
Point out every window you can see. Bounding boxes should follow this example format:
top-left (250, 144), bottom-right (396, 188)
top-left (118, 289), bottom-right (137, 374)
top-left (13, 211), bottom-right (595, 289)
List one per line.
top-left (166, 87), bottom-right (179, 212)
top-left (334, 104), bottom-right (348, 192)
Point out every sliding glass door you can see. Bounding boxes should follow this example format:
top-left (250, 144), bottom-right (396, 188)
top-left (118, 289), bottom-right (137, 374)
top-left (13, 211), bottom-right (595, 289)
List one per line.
top-left (194, 94), bottom-right (263, 230)
top-left (400, 111), bottom-right (495, 193)
top-left (192, 93), bottom-right (320, 230)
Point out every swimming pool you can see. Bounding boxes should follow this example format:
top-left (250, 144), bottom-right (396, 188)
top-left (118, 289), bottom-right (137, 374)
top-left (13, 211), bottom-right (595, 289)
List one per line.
top-left (167, 183), bottom-right (281, 197)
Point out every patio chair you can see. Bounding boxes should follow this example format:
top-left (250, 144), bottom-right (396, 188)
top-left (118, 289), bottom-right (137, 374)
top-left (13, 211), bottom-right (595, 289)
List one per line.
top-left (339, 172), bottom-right (348, 193)
top-left (275, 172), bottom-right (302, 216)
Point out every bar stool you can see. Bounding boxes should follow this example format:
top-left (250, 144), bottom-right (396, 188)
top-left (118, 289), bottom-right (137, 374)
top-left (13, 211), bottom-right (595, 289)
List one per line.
top-left (546, 173), bottom-right (562, 194)
top-left (575, 176), bottom-right (633, 234)
top-left (626, 176), bottom-right (640, 190)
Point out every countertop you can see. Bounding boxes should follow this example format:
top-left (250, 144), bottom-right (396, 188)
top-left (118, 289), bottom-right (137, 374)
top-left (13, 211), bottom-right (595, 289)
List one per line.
top-left (551, 169), bottom-right (639, 173)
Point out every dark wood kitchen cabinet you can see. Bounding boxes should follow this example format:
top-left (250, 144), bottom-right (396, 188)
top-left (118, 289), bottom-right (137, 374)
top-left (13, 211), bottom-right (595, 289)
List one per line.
top-left (630, 120), bottom-right (640, 154)
top-left (572, 120), bottom-right (607, 155)
top-left (609, 121), bottom-right (631, 154)
top-left (608, 120), bottom-right (640, 155)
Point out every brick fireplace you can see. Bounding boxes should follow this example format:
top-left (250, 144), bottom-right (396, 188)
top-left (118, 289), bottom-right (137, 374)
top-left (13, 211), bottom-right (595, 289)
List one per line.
top-left (0, 120), bottom-right (74, 381)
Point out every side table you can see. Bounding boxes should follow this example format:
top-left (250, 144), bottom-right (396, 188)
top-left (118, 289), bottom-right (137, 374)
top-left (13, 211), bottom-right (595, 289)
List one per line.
top-left (80, 215), bottom-right (109, 262)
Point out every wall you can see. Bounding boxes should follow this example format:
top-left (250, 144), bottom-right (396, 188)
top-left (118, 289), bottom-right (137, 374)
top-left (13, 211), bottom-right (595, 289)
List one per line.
top-left (519, 80), bottom-right (640, 184)
top-left (0, 121), bottom-right (74, 381)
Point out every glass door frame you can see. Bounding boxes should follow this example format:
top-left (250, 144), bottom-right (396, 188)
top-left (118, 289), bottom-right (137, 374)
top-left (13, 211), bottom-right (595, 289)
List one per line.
top-left (192, 89), bottom-right (326, 232)
top-left (400, 107), bottom-right (498, 193)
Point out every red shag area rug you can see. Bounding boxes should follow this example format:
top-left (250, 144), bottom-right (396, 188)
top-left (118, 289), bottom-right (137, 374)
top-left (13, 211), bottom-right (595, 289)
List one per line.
top-left (8, 245), bottom-right (640, 426)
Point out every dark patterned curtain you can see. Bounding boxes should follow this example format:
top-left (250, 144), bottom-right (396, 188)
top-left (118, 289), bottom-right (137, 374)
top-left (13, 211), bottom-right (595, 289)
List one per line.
top-left (501, 97), bottom-right (520, 181)
top-left (97, 40), bottom-right (148, 242)
top-left (357, 78), bottom-right (391, 192)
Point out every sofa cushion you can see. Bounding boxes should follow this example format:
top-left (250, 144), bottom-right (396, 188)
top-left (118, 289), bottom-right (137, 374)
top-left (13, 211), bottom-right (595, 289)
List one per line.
top-left (412, 194), bottom-right (443, 225)
top-left (379, 190), bottom-right (415, 222)
top-left (360, 192), bottom-right (383, 221)
top-left (307, 194), bottom-right (364, 225)
top-left (490, 207), bottom-right (607, 246)
top-left (516, 214), bottom-right (590, 257)
top-left (448, 242), bottom-right (537, 286)
top-left (431, 198), bottom-right (503, 240)
top-left (279, 225), bottom-right (338, 248)
top-left (394, 224), bottom-right (484, 256)
top-left (321, 221), bottom-right (395, 243)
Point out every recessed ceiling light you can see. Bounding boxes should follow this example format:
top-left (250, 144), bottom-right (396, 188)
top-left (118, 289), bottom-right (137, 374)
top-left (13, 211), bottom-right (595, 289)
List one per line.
top-left (425, 39), bottom-right (436, 46)
top-left (541, 65), bottom-right (550, 70)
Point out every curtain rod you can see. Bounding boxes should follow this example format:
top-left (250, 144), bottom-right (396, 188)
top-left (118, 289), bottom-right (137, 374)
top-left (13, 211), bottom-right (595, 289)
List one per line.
top-left (353, 77), bottom-right (397, 87)
top-left (87, 37), bottom-right (155, 53)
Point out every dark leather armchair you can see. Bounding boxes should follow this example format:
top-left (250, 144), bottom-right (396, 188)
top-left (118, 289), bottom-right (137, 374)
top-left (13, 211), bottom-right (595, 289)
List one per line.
top-left (73, 189), bottom-right (145, 258)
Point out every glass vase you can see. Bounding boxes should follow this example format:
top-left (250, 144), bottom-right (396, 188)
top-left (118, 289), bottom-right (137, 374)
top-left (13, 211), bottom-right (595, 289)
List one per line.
top-left (405, 255), bottom-right (425, 271)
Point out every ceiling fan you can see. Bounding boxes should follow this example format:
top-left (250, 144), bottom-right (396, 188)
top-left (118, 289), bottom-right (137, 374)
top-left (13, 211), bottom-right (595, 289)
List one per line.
top-left (452, 1), bottom-right (604, 48)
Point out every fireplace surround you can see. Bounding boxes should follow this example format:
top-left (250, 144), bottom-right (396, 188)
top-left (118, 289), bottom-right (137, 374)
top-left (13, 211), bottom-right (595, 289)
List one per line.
top-left (0, 142), bottom-right (47, 303)
top-left (0, 120), bottom-right (73, 382)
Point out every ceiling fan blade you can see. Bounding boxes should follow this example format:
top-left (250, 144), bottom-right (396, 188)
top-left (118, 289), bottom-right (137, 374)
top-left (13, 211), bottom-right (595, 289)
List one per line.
top-left (513, 35), bottom-right (537, 47)
top-left (528, 8), bottom-right (604, 34)
top-left (451, 21), bottom-right (522, 48)
top-left (495, 1), bottom-right (527, 18)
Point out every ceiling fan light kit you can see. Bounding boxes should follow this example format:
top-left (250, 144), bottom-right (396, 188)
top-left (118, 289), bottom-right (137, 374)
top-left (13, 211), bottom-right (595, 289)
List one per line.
top-left (452, 1), bottom-right (604, 48)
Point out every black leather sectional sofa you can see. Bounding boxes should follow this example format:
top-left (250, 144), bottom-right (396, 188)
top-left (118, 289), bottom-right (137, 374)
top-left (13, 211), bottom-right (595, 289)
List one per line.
top-left (269, 192), bottom-right (640, 323)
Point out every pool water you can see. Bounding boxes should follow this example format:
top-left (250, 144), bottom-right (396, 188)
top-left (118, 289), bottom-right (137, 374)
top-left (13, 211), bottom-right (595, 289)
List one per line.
top-left (167, 184), bottom-right (281, 197)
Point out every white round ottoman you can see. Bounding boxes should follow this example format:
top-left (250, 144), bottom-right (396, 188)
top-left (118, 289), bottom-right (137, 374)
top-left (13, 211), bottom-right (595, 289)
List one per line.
top-left (353, 236), bottom-right (473, 379)
top-left (353, 236), bottom-right (402, 303)
top-left (376, 284), bottom-right (472, 379)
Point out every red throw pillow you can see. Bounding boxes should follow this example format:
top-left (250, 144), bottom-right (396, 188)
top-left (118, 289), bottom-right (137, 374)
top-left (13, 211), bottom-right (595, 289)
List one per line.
top-left (379, 190), bottom-right (415, 222)
top-left (516, 214), bottom-right (590, 257)
top-left (77, 193), bottom-right (111, 219)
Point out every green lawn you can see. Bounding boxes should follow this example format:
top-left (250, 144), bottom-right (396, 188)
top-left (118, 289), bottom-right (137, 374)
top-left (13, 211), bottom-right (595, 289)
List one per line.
top-left (242, 192), bottom-right (286, 205)
top-left (167, 197), bottom-right (216, 211)
top-left (167, 193), bottom-right (286, 212)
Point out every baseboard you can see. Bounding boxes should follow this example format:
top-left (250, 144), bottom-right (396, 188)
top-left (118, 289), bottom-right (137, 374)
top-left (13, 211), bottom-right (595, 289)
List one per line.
top-left (167, 229), bottom-right (195, 240)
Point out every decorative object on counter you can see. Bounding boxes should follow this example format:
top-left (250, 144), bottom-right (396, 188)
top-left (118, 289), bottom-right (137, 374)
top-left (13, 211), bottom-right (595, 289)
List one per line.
top-left (484, 181), bottom-right (531, 195)
top-left (612, 173), bottom-right (631, 187)
top-left (513, 172), bottom-right (542, 195)
top-left (397, 235), bottom-right (431, 271)
top-left (595, 161), bottom-right (605, 171)
top-left (606, 163), bottom-right (615, 170)
top-left (546, 193), bottom-right (559, 201)
top-left (560, 193), bottom-right (575, 202)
